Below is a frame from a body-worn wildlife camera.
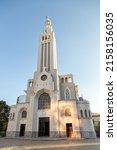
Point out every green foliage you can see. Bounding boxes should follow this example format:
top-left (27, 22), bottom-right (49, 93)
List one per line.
top-left (0, 100), bottom-right (10, 136)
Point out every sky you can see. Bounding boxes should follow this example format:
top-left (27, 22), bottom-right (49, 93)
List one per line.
top-left (0, 0), bottom-right (99, 112)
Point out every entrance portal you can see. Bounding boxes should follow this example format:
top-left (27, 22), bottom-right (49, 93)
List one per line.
top-left (38, 117), bottom-right (49, 136)
top-left (19, 124), bottom-right (26, 136)
top-left (66, 123), bottom-right (73, 137)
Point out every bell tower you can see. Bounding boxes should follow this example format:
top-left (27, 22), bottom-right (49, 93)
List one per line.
top-left (33, 17), bottom-right (59, 93)
top-left (37, 17), bottom-right (57, 73)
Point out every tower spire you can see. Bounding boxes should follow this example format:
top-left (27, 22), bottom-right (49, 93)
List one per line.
top-left (37, 17), bottom-right (57, 73)
top-left (44, 16), bottom-right (53, 33)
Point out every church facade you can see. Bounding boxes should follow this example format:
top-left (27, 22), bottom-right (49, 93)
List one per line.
top-left (7, 17), bottom-right (96, 138)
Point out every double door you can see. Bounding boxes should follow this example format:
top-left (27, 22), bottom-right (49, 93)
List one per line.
top-left (38, 117), bottom-right (49, 136)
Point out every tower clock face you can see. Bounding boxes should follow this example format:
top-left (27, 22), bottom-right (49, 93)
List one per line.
top-left (41, 75), bottom-right (47, 81)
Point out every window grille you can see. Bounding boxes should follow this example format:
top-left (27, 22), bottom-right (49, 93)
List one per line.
top-left (38, 93), bottom-right (51, 109)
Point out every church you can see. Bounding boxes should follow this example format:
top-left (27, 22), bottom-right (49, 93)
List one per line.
top-left (7, 17), bottom-right (96, 138)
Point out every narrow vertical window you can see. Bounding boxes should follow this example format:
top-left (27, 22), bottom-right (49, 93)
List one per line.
top-left (68, 77), bottom-right (72, 83)
top-left (10, 113), bottom-right (12, 120)
top-left (80, 110), bottom-right (83, 118)
top-left (65, 77), bottom-right (68, 83)
top-left (65, 88), bottom-right (71, 99)
top-left (48, 35), bottom-right (50, 39)
top-left (22, 111), bottom-right (27, 118)
top-left (61, 78), bottom-right (64, 83)
top-left (29, 81), bottom-right (33, 87)
top-left (41, 44), bottom-right (44, 72)
top-left (12, 113), bottom-right (15, 120)
top-left (42, 36), bottom-right (44, 41)
top-left (45, 35), bottom-right (47, 40)
top-left (85, 110), bottom-right (88, 118)
top-left (44, 43), bottom-right (47, 67)
top-left (48, 42), bottom-right (50, 71)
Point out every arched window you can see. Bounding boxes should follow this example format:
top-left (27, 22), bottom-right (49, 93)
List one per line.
top-left (85, 109), bottom-right (88, 118)
top-left (38, 93), bottom-right (51, 109)
top-left (42, 36), bottom-right (44, 41)
top-left (29, 81), bottom-right (33, 87)
top-left (80, 110), bottom-right (83, 118)
top-left (68, 77), bottom-right (72, 83)
top-left (48, 35), bottom-right (50, 39)
top-left (65, 108), bottom-right (71, 116)
top-left (61, 78), bottom-right (64, 83)
top-left (12, 113), bottom-right (15, 120)
top-left (45, 35), bottom-right (47, 40)
top-left (10, 113), bottom-right (12, 120)
top-left (22, 110), bottom-right (27, 118)
top-left (65, 88), bottom-right (71, 99)
top-left (65, 77), bottom-right (68, 83)
top-left (88, 110), bottom-right (91, 118)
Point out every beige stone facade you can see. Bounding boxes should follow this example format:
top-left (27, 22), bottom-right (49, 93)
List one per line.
top-left (7, 17), bottom-right (96, 138)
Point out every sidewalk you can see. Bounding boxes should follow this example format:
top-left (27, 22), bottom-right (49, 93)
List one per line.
top-left (0, 137), bottom-right (99, 148)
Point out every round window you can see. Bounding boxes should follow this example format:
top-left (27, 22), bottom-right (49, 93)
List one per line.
top-left (41, 75), bottom-right (47, 81)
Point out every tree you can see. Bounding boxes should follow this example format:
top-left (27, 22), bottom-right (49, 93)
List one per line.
top-left (0, 100), bottom-right (10, 136)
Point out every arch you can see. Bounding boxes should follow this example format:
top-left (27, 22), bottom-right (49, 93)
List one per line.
top-left (65, 108), bottom-right (71, 116)
top-left (48, 35), bottom-right (50, 39)
top-left (29, 81), bottom-right (33, 87)
top-left (85, 109), bottom-right (88, 118)
top-left (80, 110), bottom-right (83, 118)
top-left (21, 110), bottom-right (27, 118)
top-left (38, 93), bottom-right (51, 109)
top-left (65, 77), bottom-right (68, 83)
top-left (61, 78), bottom-right (64, 83)
top-left (10, 113), bottom-right (12, 120)
top-left (42, 36), bottom-right (44, 41)
top-left (45, 35), bottom-right (47, 40)
top-left (65, 88), bottom-right (71, 99)
top-left (12, 113), bottom-right (15, 120)
top-left (68, 77), bottom-right (72, 83)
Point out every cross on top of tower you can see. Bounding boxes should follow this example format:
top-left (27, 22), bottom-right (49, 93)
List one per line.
top-left (44, 16), bottom-right (53, 33)
top-left (46, 16), bottom-right (50, 20)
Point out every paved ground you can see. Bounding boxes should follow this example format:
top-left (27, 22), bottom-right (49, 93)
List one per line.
top-left (0, 138), bottom-right (100, 150)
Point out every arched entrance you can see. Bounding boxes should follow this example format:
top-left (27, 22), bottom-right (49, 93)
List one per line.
top-left (38, 92), bottom-right (50, 137)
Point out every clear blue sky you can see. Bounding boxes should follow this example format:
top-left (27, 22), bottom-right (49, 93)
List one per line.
top-left (0, 0), bottom-right (99, 112)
